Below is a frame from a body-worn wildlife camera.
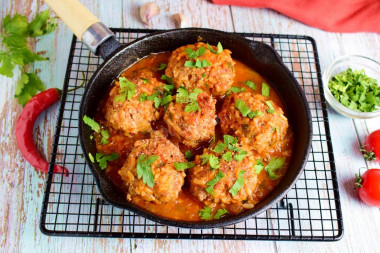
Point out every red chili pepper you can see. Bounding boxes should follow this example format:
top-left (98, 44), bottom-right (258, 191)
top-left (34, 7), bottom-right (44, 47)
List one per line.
top-left (15, 88), bottom-right (69, 176)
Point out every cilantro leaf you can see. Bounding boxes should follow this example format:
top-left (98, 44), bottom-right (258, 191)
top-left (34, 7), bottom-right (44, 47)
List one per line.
top-left (222, 151), bottom-right (232, 162)
top-left (174, 161), bottom-right (195, 171)
top-left (160, 94), bottom-right (172, 106)
top-left (262, 82), bottom-right (270, 97)
top-left (27, 10), bottom-right (57, 37)
top-left (200, 154), bottom-right (220, 169)
top-left (95, 152), bottom-right (119, 170)
top-left (0, 52), bottom-right (16, 77)
top-left (2, 34), bottom-right (27, 48)
top-left (184, 59), bottom-right (212, 68)
top-left (223, 135), bottom-right (238, 146)
top-left (177, 87), bottom-right (202, 112)
top-left (136, 154), bottom-right (158, 188)
top-left (254, 159), bottom-right (264, 174)
top-left (157, 63), bottom-right (167, 70)
top-left (265, 157), bottom-right (286, 180)
top-left (244, 80), bottom-right (256, 90)
top-left (161, 74), bottom-right (173, 85)
top-left (185, 150), bottom-right (193, 159)
top-left (184, 101), bottom-right (200, 112)
top-left (83, 115), bottom-right (100, 133)
top-left (214, 208), bottom-right (228, 219)
top-left (100, 129), bottom-right (110, 145)
top-left (3, 14), bottom-right (28, 36)
top-left (117, 77), bottom-right (135, 101)
top-left (199, 206), bottom-right (212, 220)
top-left (139, 92), bottom-right (148, 102)
top-left (235, 99), bottom-right (261, 119)
top-left (185, 46), bottom-right (206, 59)
top-left (206, 170), bottom-right (225, 195)
top-left (226, 86), bottom-right (245, 95)
top-left (229, 170), bottom-right (246, 196)
top-left (212, 142), bottom-right (227, 153)
top-left (233, 151), bottom-right (248, 162)
top-left (10, 47), bottom-right (47, 65)
top-left (14, 73), bottom-right (45, 106)
top-left (176, 87), bottom-right (190, 103)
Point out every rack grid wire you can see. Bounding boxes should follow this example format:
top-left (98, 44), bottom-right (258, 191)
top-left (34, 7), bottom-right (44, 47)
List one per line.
top-left (40, 29), bottom-right (343, 241)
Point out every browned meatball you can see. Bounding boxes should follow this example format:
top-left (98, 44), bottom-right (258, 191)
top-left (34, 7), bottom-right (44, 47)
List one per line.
top-left (218, 93), bottom-right (289, 157)
top-left (118, 135), bottom-right (186, 203)
top-left (103, 73), bottom-right (164, 135)
top-left (188, 143), bottom-right (258, 207)
top-left (165, 42), bottom-right (235, 96)
top-left (163, 91), bottom-right (217, 148)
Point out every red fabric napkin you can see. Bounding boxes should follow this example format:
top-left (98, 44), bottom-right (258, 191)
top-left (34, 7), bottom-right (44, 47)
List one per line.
top-left (211, 0), bottom-right (380, 33)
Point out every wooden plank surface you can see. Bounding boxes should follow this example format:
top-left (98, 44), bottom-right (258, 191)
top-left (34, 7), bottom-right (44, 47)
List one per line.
top-left (1, 0), bottom-right (380, 252)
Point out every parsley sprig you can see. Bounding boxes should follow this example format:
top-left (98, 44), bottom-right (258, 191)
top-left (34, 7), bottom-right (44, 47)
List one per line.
top-left (265, 157), bottom-right (286, 180)
top-left (138, 75), bottom-right (174, 108)
top-left (176, 87), bottom-right (203, 112)
top-left (0, 11), bottom-right (57, 106)
top-left (174, 161), bottom-right (195, 171)
top-left (115, 77), bottom-right (136, 102)
top-left (235, 99), bottom-right (262, 119)
top-left (184, 46), bottom-right (212, 69)
top-left (94, 152), bottom-right (119, 170)
top-left (83, 115), bottom-right (110, 145)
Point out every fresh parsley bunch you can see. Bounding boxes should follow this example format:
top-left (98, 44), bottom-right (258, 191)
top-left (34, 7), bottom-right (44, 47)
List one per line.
top-left (0, 10), bottom-right (57, 106)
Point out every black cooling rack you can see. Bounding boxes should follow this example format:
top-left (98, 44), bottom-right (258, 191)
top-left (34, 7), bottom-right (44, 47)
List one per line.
top-left (40, 29), bottom-right (343, 241)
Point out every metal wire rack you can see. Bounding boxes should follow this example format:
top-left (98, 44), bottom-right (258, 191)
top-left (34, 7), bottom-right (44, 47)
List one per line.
top-left (40, 29), bottom-right (343, 241)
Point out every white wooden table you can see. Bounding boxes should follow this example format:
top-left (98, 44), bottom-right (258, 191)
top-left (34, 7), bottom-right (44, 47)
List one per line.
top-left (1, 0), bottom-right (380, 252)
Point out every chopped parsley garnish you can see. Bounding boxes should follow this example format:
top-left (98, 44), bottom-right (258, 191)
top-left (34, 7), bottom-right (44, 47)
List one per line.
top-left (176, 87), bottom-right (203, 112)
top-left (136, 154), bottom-right (158, 188)
top-left (207, 42), bottom-right (223, 54)
top-left (212, 142), bottom-right (227, 153)
top-left (161, 74), bottom-right (173, 85)
top-left (174, 161), bottom-right (195, 171)
top-left (265, 157), bottom-right (286, 180)
top-left (157, 63), bottom-right (167, 70)
top-left (206, 170), bottom-right (225, 195)
top-left (226, 86), bottom-right (245, 95)
top-left (95, 152), bottom-right (119, 170)
top-left (254, 159), bottom-right (264, 174)
top-left (328, 68), bottom-right (380, 112)
top-left (138, 92), bottom-right (148, 102)
top-left (164, 84), bottom-right (175, 92)
top-left (244, 80), bottom-right (256, 90)
top-left (184, 59), bottom-right (212, 69)
top-left (139, 91), bottom-right (172, 108)
top-left (222, 151), bottom-right (232, 162)
top-left (161, 94), bottom-right (173, 106)
top-left (266, 101), bottom-right (275, 113)
top-left (202, 73), bottom-right (206, 78)
top-left (233, 151), bottom-right (248, 162)
top-left (140, 77), bottom-right (149, 84)
top-left (235, 99), bottom-right (261, 119)
top-left (199, 206), bottom-right (212, 220)
top-left (100, 129), bottom-right (109, 144)
top-left (185, 46), bottom-right (206, 59)
top-left (229, 170), bottom-right (246, 196)
top-left (83, 115), bottom-right (100, 132)
top-left (262, 82), bottom-right (270, 97)
top-left (200, 154), bottom-right (220, 169)
top-left (185, 150), bottom-right (193, 159)
top-left (115, 77), bottom-right (136, 102)
top-left (214, 208), bottom-right (229, 219)
top-left (88, 153), bottom-right (95, 163)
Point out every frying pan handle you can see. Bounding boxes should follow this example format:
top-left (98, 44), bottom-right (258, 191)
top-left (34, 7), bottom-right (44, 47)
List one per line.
top-left (45, 0), bottom-right (121, 57)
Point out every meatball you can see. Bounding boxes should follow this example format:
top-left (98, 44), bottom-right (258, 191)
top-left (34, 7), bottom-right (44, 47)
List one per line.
top-left (188, 144), bottom-right (258, 207)
top-left (163, 91), bottom-right (217, 148)
top-left (103, 73), bottom-right (164, 135)
top-left (218, 93), bottom-right (289, 156)
top-left (165, 42), bottom-right (235, 96)
top-left (118, 135), bottom-right (186, 203)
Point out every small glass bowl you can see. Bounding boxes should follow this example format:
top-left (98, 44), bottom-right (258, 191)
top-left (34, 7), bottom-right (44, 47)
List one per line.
top-left (322, 55), bottom-right (380, 119)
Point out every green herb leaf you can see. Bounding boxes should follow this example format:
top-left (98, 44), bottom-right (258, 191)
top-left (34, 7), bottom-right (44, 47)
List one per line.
top-left (3, 14), bottom-right (28, 36)
top-left (83, 115), bottom-right (100, 133)
top-left (207, 42), bottom-right (223, 54)
top-left (199, 206), bottom-right (212, 220)
top-left (27, 10), bottom-right (57, 37)
top-left (176, 87), bottom-right (190, 103)
top-left (136, 154), bottom-right (158, 188)
top-left (265, 157), bottom-right (286, 180)
top-left (223, 135), bottom-right (238, 146)
top-left (100, 129), bottom-right (110, 145)
top-left (139, 92), bottom-right (148, 102)
top-left (214, 208), bottom-right (228, 219)
top-left (185, 101), bottom-right (200, 112)
top-left (88, 153), bottom-right (95, 163)
top-left (185, 46), bottom-right (206, 59)
top-left (161, 94), bottom-right (172, 106)
top-left (244, 80), bottom-right (256, 90)
top-left (235, 99), bottom-right (252, 117)
top-left (262, 83), bottom-right (270, 97)
top-left (233, 151), bottom-right (248, 162)
top-left (14, 73), bottom-right (46, 106)
top-left (222, 151), bottom-right (232, 162)
top-left (254, 159), bottom-right (264, 174)
top-left (185, 150), bottom-right (193, 159)
top-left (118, 77), bottom-right (136, 101)
top-left (157, 63), bottom-right (167, 70)
top-left (177, 87), bottom-right (202, 112)
top-left (96, 152), bottom-right (119, 170)
top-left (0, 52), bottom-right (16, 77)
top-left (266, 101), bottom-right (275, 113)
top-left (226, 86), bottom-right (245, 95)
top-left (206, 170), bottom-right (225, 195)
top-left (200, 154), bottom-right (220, 169)
top-left (161, 74), bottom-right (173, 85)
top-left (184, 59), bottom-right (212, 68)
top-left (164, 84), bottom-right (174, 92)
top-left (229, 170), bottom-right (246, 196)
top-left (140, 77), bottom-right (149, 84)
top-left (212, 142), bottom-right (227, 153)
top-left (174, 161), bottom-right (195, 171)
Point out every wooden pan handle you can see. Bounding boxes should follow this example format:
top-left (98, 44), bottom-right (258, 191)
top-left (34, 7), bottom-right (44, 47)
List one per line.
top-left (44, 0), bottom-right (100, 40)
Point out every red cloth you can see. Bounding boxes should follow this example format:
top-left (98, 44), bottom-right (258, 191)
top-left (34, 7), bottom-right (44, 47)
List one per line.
top-left (211, 0), bottom-right (380, 33)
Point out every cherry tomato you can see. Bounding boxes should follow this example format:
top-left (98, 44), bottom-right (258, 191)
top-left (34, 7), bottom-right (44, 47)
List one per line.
top-left (361, 129), bottom-right (380, 162)
top-left (355, 169), bottom-right (380, 207)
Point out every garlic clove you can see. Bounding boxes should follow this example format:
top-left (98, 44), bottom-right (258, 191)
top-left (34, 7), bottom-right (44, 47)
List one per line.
top-left (172, 13), bottom-right (190, 28)
top-left (140, 2), bottom-right (160, 26)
